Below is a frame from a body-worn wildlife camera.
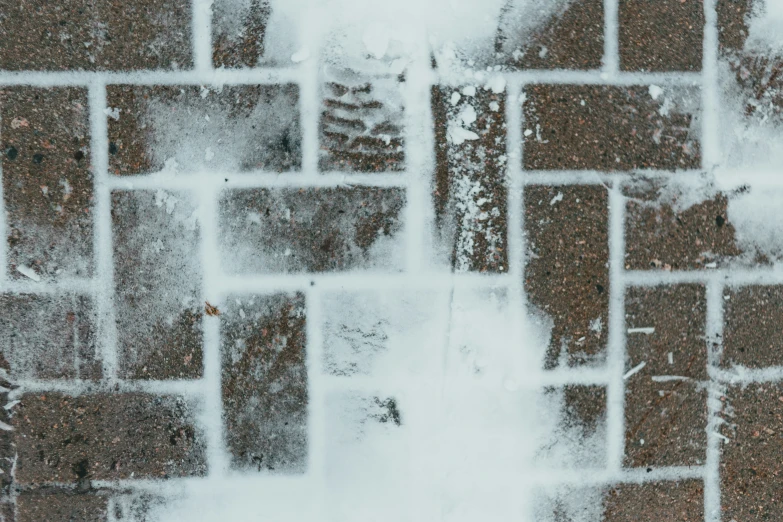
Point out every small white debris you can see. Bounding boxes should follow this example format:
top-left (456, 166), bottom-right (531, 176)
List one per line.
top-left (538, 46), bottom-right (548, 58)
top-left (580, 99), bottom-right (586, 106)
top-left (200, 85), bottom-right (210, 98)
top-left (523, 129), bottom-right (533, 137)
top-left (447, 125), bottom-right (479, 145)
top-left (459, 105), bottom-right (477, 126)
top-left (627, 327), bottom-right (655, 335)
top-left (724, 294), bottom-right (731, 301)
top-left (512, 49), bottom-right (524, 61)
top-left (589, 316), bottom-right (603, 333)
top-left (450, 92), bottom-right (461, 106)
top-left (103, 107), bottom-right (121, 121)
top-left (489, 101), bottom-right (500, 112)
top-left (668, 352), bottom-right (674, 365)
top-left (0, 421), bottom-right (12, 432)
top-left (17, 265), bottom-right (41, 282)
top-left (640, 438), bottom-right (645, 445)
top-left (3, 401), bottom-right (19, 411)
top-left (623, 361), bottom-right (647, 380)
top-left (651, 375), bottom-right (690, 382)
top-left (549, 192), bottom-right (563, 206)
top-left (648, 85), bottom-right (664, 100)
top-left (705, 262), bottom-right (717, 269)
top-left (462, 85), bottom-right (476, 97)
top-left (291, 48), bottom-right (311, 63)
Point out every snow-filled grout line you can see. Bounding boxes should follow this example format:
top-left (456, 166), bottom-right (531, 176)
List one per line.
top-left (192, 0), bottom-right (214, 73)
top-left (602, 0), bottom-right (620, 75)
top-left (108, 172), bottom-right (410, 191)
top-left (606, 181), bottom-right (626, 473)
top-left (626, 268), bottom-right (783, 287)
top-left (0, 69), bottom-right (303, 87)
top-left (401, 34), bottom-right (433, 274)
top-left (298, 51), bottom-right (320, 176)
top-left (89, 80), bottom-right (120, 381)
top-left (218, 272), bottom-right (516, 293)
top-left (704, 278), bottom-right (724, 522)
top-left (305, 287), bottom-right (327, 515)
top-left (0, 69), bottom-right (701, 89)
top-left (506, 78), bottom-right (524, 282)
top-left (7, 377), bottom-right (205, 398)
top-left (702, 0), bottom-right (721, 171)
top-left (196, 182), bottom-right (230, 478)
top-left (0, 108), bottom-right (6, 287)
top-left (522, 169), bottom-right (704, 186)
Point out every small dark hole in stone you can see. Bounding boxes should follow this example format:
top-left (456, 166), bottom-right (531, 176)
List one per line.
top-left (596, 284), bottom-right (604, 294)
top-left (716, 215), bottom-right (725, 227)
top-left (646, 467), bottom-right (652, 473)
top-left (108, 142), bottom-right (118, 155)
top-left (6, 147), bottom-right (18, 160)
top-left (32, 153), bottom-right (44, 164)
top-left (73, 150), bottom-right (84, 161)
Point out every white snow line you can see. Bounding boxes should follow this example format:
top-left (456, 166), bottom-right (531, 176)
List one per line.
top-left (432, 70), bottom-right (700, 87)
top-left (711, 365), bottom-right (783, 384)
top-left (402, 36), bottom-right (434, 274)
top-left (521, 465), bottom-right (704, 486)
top-left (107, 171), bottom-right (409, 191)
top-left (606, 182), bottom-right (626, 472)
top-left (305, 288), bottom-right (326, 509)
top-left (0, 69), bottom-right (302, 87)
top-left (705, 275), bottom-right (724, 522)
top-left (8, 378), bottom-right (204, 397)
top-left (197, 179), bottom-right (230, 478)
top-left (627, 327), bottom-right (655, 335)
top-left (616, 465), bottom-right (706, 483)
top-left (0, 278), bottom-right (96, 295)
top-left (603, 0), bottom-right (620, 75)
top-left (215, 272), bottom-right (515, 294)
top-left (626, 268), bottom-right (783, 287)
top-left (298, 47), bottom-right (320, 177)
top-left (522, 169), bottom-right (707, 187)
top-left (192, 0), bottom-right (213, 73)
top-left (0, 69), bottom-right (702, 89)
top-left (623, 361), bottom-right (646, 380)
top-left (701, 0), bottom-right (721, 171)
top-left (0, 107), bottom-right (6, 287)
top-left (506, 77), bottom-right (524, 282)
top-left (89, 80), bottom-right (120, 381)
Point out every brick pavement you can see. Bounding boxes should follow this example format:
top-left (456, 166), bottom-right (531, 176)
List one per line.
top-left (0, 0), bottom-right (782, 520)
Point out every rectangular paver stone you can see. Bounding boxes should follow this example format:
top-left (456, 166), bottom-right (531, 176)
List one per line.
top-left (624, 180), bottom-right (742, 270)
top-left (221, 293), bottom-right (307, 472)
top-left (15, 392), bottom-right (206, 484)
top-left (603, 480), bottom-right (704, 521)
top-left (721, 383), bottom-right (783, 520)
top-left (723, 286), bottom-right (783, 368)
top-left (17, 489), bottom-right (108, 522)
top-left (320, 78), bottom-right (405, 172)
top-left (619, 0), bottom-right (704, 72)
top-left (219, 187), bottom-right (406, 273)
top-left (525, 185), bottom-right (609, 368)
top-left (432, 85), bottom-right (507, 272)
top-left (0, 293), bottom-right (100, 380)
top-left (624, 285), bottom-right (707, 468)
top-left (0, 0), bottom-right (192, 71)
top-left (523, 85), bottom-right (700, 171)
top-left (112, 190), bottom-right (203, 379)
top-left (538, 385), bottom-right (607, 468)
top-left (501, 0), bottom-right (604, 70)
top-left (1, 87), bottom-right (93, 281)
top-left (212, 0), bottom-right (271, 68)
top-left (107, 84), bottom-right (301, 175)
